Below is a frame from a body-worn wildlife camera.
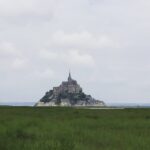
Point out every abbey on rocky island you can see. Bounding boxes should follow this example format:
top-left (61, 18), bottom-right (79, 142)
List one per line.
top-left (35, 72), bottom-right (105, 107)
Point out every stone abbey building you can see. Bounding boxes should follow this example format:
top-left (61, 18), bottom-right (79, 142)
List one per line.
top-left (35, 72), bottom-right (105, 107)
top-left (53, 72), bottom-right (82, 96)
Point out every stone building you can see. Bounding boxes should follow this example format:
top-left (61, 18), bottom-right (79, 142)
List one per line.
top-left (53, 72), bottom-right (82, 96)
top-left (35, 72), bottom-right (105, 107)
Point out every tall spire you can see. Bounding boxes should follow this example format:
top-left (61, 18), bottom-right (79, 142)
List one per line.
top-left (68, 70), bottom-right (72, 82)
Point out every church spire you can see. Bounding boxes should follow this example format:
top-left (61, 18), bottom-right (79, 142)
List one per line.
top-left (68, 70), bottom-right (72, 82)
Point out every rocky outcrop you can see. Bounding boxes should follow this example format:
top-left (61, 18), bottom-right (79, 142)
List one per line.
top-left (35, 73), bottom-right (105, 107)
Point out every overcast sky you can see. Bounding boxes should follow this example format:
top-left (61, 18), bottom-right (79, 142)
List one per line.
top-left (0, 0), bottom-right (150, 103)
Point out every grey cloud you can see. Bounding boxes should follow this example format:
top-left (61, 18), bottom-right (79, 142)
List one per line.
top-left (0, 0), bottom-right (150, 103)
top-left (39, 49), bottom-right (95, 67)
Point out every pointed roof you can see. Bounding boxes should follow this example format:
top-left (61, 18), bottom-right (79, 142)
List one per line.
top-left (68, 71), bottom-right (72, 82)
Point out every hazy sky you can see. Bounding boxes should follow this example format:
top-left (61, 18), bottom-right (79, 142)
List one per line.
top-left (0, 0), bottom-right (150, 103)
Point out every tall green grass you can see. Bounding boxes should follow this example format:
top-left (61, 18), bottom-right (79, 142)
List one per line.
top-left (0, 107), bottom-right (150, 150)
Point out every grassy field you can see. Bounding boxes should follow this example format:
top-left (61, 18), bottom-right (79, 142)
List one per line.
top-left (0, 107), bottom-right (150, 150)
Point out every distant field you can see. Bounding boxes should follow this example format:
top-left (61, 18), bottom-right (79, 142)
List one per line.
top-left (0, 107), bottom-right (150, 150)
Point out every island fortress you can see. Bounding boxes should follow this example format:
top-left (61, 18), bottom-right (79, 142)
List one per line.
top-left (35, 72), bottom-right (105, 107)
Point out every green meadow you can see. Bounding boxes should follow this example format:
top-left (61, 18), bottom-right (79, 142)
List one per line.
top-left (0, 107), bottom-right (150, 150)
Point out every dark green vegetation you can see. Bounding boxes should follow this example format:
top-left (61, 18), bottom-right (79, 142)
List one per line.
top-left (41, 90), bottom-right (86, 104)
top-left (40, 89), bottom-right (91, 105)
top-left (0, 107), bottom-right (150, 150)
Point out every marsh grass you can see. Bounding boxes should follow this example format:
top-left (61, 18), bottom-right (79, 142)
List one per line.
top-left (0, 107), bottom-right (150, 150)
